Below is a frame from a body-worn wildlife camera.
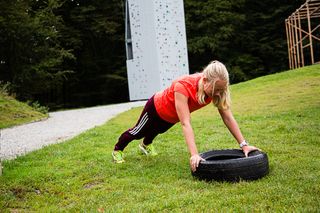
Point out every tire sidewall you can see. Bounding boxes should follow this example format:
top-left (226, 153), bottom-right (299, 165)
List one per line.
top-left (192, 149), bottom-right (269, 182)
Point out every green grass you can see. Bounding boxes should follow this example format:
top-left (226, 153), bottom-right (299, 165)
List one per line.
top-left (0, 65), bottom-right (319, 212)
top-left (0, 94), bottom-right (48, 129)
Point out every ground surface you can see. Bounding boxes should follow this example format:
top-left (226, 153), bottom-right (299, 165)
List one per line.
top-left (0, 101), bottom-right (145, 160)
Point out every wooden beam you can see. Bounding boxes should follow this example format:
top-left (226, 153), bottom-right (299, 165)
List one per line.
top-left (303, 43), bottom-right (311, 48)
top-left (286, 0), bottom-right (320, 68)
top-left (294, 14), bottom-right (301, 67)
top-left (307, 2), bottom-right (315, 64)
top-left (290, 18), bottom-right (298, 68)
top-left (298, 12), bottom-right (305, 67)
top-left (288, 1), bottom-right (320, 19)
top-left (287, 21), bottom-right (320, 42)
top-left (286, 20), bottom-right (293, 69)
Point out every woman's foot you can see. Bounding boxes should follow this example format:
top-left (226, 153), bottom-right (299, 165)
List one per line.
top-left (139, 142), bottom-right (158, 156)
top-left (112, 150), bottom-right (125, 163)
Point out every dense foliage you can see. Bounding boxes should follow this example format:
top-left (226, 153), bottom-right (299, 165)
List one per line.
top-left (0, 0), bottom-right (304, 109)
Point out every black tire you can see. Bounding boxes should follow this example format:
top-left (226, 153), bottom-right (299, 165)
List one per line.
top-left (192, 149), bottom-right (269, 182)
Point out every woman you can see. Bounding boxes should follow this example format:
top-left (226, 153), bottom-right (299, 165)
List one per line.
top-left (112, 60), bottom-right (259, 172)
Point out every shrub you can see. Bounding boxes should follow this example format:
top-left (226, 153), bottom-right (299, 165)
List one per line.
top-left (27, 100), bottom-right (49, 114)
top-left (0, 81), bottom-right (12, 96)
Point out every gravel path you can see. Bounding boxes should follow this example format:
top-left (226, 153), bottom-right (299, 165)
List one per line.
top-left (0, 101), bottom-right (146, 160)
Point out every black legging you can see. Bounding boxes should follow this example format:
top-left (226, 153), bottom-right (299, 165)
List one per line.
top-left (114, 95), bottom-right (175, 151)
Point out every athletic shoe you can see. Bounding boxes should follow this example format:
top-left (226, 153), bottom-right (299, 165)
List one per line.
top-left (139, 142), bottom-right (158, 156)
top-left (112, 150), bottom-right (125, 163)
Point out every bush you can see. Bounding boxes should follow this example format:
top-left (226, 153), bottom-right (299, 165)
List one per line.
top-left (27, 100), bottom-right (49, 114)
top-left (0, 81), bottom-right (12, 96)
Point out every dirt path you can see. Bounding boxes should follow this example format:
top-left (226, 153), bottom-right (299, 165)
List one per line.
top-left (0, 101), bottom-right (145, 160)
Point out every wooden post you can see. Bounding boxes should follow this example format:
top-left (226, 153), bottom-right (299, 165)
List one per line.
top-left (294, 14), bottom-right (301, 68)
top-left (285, 20), bottom-right (292, 69)
top-left (285, 0), bottom-right (320, 69)
top-left (298, 12), bottom-right (305, 67)
top-left (288, 18), bottom-right (294, 69)
top-left (290, 18), bottom-right (297, 69)
top-left (289, 20), bottom-right (294, 69)
top-left (306, 2), bottom-right (315, 64)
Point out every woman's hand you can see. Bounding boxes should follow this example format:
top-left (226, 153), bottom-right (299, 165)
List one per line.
top-left (242, 145), bottom-right (261, 157)
top-left (175, 92), bottom-right (204, 172)
top-left (190, 154), bottom-right (206, 172)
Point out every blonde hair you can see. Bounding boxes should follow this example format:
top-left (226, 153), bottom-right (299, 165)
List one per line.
top-left (197, 60), bottom-right (231, 110)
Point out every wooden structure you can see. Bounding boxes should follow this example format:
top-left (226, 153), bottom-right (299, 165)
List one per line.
top-left (285, 0), bottom-right (320, 69)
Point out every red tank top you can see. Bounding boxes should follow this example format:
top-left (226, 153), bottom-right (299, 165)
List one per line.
top-left (154, 73), bottom-right (212, 123)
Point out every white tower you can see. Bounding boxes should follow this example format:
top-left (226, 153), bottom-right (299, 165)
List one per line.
top-left (125, 0), bottom-right (189, 100)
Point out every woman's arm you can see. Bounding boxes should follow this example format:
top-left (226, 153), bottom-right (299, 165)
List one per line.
top-left (218, 108), bottom-right (244, 144)
top-left (175, 92), bottom-right (204, 171)
top-left (218, 108), bottom-right (260, 157)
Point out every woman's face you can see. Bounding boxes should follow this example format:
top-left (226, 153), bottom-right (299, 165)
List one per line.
top-left (204, 78), bottom-right (227, 99)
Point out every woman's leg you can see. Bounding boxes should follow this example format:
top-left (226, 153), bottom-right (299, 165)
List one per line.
top-left (114, 110), bottom-right (150, 151)
top-left (114, 96), bottom-right (157, 151)
top-left (142, 119), bottom-right (174, 146)
top-left (113, 95), bottom-right (175, 151)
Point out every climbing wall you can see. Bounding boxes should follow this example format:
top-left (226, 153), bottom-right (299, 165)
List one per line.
top-left (126, 0), bottom-right (189, 100)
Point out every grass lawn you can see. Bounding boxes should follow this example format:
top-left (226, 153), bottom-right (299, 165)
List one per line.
top-left (0, 94), bottom-right (48, 129)
top-left (0, 65), bottom-right (319, 212)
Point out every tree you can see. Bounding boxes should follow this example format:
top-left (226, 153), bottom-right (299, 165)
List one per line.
top-left (184, 0), bottom-right (246, 74)
top-left (228, 0), bottom-right (305, 82)
top-left (184, 0), bottom-right (304, 83)
top-left (55, 0), bottom-right (128, 107)
top-left (0, 0), bottom-right (307, 108)
top-left (0, 0), bottom-right (75, 103)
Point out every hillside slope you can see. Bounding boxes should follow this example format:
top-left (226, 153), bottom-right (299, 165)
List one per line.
top-left (231, 64), bottom-right (320, 115)
top-left (0, 64), bottom-right (319, 211)
top-left (0, 94), bottom-right (47, 129)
